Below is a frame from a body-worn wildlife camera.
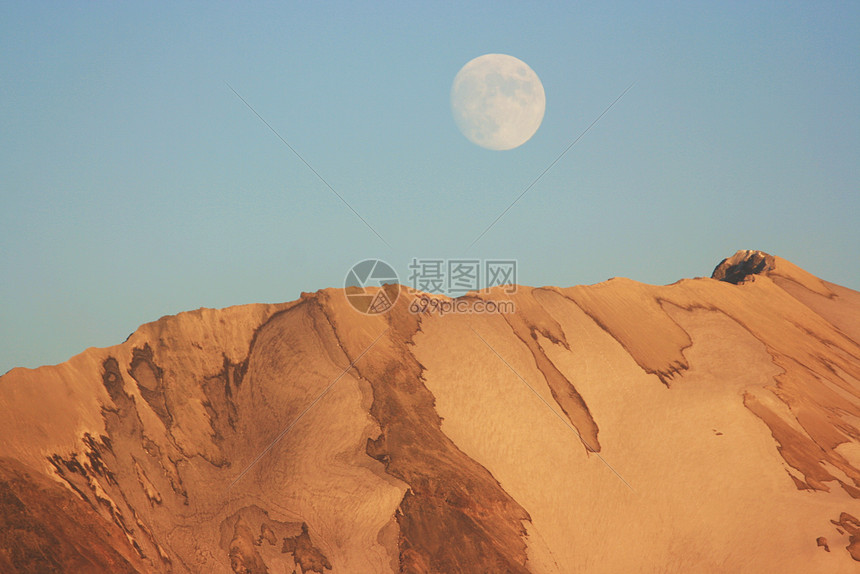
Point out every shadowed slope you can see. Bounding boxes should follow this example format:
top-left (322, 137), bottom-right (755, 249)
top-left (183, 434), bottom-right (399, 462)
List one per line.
top-left (0, 458), bottom-right (147, 573)
top-left (317, 291), bottom-right (532, 573)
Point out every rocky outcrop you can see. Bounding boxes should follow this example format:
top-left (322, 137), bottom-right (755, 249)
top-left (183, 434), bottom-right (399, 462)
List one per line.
top-left (712, 249), bottom-right (776, 284)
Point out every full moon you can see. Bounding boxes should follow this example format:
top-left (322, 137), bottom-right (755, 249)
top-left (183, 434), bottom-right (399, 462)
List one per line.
top-left (451, 53), bottom-right (546, 151)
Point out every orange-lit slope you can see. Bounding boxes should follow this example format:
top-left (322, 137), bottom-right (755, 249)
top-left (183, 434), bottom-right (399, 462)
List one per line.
top-left (1, 251), bottom-right (858, 573)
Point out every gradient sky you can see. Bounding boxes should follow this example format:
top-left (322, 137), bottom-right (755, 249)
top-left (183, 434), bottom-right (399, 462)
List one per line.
top-left (2, 1), bottom-right (858, 373)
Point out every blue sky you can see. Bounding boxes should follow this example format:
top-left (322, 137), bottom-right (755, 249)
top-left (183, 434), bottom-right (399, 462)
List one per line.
top-left (2, 1), bottom-right (858, 373)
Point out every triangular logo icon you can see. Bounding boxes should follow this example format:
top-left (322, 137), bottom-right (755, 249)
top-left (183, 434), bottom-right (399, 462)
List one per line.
top-left (368, 290), bottom-right (393, 314)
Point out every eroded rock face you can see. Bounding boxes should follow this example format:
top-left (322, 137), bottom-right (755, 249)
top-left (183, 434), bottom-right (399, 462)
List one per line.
top-left (830, 513), bottom-right (860, 561)
top-left (0, 254), bottom-right (859, 573)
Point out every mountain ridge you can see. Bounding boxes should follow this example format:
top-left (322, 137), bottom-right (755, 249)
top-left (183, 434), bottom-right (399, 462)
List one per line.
top-left (1, 251), bottom-right (859, 573)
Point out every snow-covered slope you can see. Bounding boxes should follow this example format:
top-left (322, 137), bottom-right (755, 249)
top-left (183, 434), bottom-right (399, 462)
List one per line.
top-left (1, 251), bottom-right (858, 573)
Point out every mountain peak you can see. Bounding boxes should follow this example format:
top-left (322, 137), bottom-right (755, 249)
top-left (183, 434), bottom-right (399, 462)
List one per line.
top-left (711, 249), bottom-right (776, 284)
